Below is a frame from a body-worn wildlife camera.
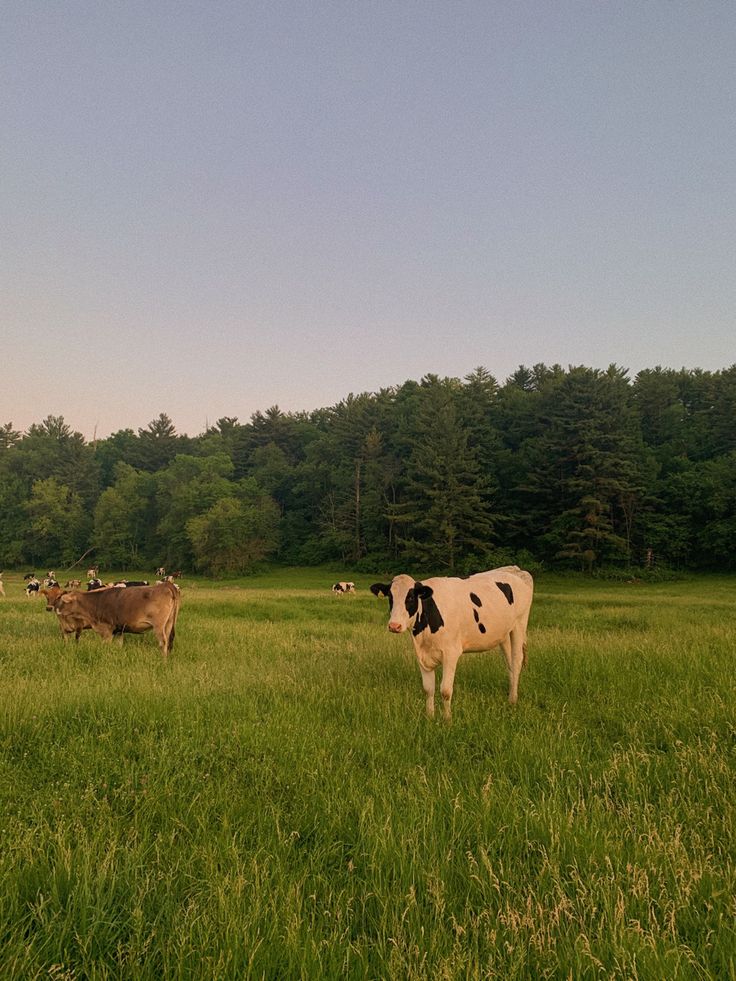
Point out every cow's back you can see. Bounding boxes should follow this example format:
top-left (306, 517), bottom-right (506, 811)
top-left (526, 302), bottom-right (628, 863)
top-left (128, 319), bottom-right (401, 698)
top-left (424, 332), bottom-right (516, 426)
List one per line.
top-left (424, 570), bottom-right (532, 653)
top-left (113, 583), bottom-right (178, 623)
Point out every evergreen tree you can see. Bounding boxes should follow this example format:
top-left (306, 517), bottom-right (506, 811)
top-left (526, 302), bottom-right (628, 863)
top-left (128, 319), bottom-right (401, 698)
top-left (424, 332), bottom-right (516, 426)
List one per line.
top-left (394, 378), bottom-right (495, 572)
top-left (518, 366), bottom-right (651, 567)
top-left (134, 414), bottom-right (183, 471)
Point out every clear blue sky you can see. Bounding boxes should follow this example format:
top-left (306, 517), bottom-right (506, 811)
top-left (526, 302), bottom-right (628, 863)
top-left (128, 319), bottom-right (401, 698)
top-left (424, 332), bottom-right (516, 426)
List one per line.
top-left (3, 1), bottom-right (734, 438)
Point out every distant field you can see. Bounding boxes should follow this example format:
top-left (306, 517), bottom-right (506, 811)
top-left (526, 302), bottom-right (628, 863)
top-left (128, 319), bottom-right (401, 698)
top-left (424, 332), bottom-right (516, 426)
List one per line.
top-left (1, 570), bottom-right (734, 979)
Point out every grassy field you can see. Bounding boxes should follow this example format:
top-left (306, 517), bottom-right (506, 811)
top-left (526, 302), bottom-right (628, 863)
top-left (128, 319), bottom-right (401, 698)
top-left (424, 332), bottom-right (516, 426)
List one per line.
top-left (0, 569), bottom-right (734, 979)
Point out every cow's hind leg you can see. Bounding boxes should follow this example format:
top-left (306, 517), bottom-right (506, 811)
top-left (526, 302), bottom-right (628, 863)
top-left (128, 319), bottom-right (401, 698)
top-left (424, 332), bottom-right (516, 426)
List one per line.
top-left (159, 611), bottom-right (177, 657)
top-left (156, 619), bottom-right (175, 657)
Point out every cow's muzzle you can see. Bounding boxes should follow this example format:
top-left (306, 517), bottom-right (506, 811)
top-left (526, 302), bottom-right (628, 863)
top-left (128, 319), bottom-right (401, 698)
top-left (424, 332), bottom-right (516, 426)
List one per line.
top-left (388, 622), bottom-right (404, 633)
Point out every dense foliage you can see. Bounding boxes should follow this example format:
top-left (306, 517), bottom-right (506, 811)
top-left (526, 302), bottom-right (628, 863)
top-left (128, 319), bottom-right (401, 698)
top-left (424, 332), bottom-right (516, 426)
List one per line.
top-left (2, 363), bottom-right (735, 573)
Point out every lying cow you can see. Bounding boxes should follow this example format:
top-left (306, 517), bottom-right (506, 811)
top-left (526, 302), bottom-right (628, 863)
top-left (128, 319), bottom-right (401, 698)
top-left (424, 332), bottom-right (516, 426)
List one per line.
top-left (332, 581), bottom-right (356, 594)
top-left (113, 579), bottom-right (149, 588)
top-left (51, 581), bottom-right (181, 656)
top-left (87, 578), bottom-right (106, 590)
top-left (370, 566), bottom-right (534, 720)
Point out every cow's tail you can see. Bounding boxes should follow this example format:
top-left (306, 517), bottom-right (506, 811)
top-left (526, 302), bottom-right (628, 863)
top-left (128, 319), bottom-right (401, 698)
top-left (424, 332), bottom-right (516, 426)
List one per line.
top-left (164, 582), bottom-right (181, 655)
top-left (513, 569), bottom-right (533, 670)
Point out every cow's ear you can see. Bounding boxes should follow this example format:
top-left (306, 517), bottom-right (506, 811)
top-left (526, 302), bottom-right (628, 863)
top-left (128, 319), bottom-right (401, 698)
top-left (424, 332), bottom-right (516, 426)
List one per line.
top-left (370, 583), bottom-right (389, 597)
top-left (414, 583), bottom-right (434, 600)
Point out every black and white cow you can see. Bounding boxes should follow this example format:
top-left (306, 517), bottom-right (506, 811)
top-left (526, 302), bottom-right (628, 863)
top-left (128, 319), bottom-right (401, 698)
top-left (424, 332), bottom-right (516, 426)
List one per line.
top-left (332, 581), bottom-right (356, 594)
top-left (25, 576), bottom-right (41, 597)
top-left (370, 566), bottom-right (534, 720)
top-left (113, 580), bottom-right (150, 588)
top-left (87, 578), bottom-right (106, 591)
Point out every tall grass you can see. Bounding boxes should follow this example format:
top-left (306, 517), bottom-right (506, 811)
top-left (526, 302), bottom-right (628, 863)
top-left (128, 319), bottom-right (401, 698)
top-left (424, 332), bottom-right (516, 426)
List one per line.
top-left (1, 571), bottom-right (734, 978)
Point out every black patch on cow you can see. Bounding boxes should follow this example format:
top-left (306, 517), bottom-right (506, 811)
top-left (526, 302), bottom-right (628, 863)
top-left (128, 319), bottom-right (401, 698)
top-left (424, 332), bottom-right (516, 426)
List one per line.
top-left (473, 608), bottom-right (479, 623)
top-left (411, 583), bottom-right (445, 635)
top-left (405, 588), bottom-right (418, 618)
top-left (469, 592), bottom-right (482, 607)
top-left (496, 582), bottom-right (514, 604)
top-left (478, 622), bottom-right (487, 633)
top-left (370, 582), bottom-right (393, 612)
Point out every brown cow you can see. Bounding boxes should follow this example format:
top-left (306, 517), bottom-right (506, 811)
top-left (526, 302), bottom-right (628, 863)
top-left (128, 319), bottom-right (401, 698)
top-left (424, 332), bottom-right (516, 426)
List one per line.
top-left (51, 582), bottom-right (181, 656)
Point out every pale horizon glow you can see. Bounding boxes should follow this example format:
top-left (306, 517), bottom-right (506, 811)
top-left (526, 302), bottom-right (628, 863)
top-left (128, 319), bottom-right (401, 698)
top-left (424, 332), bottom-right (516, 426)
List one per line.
top-left (3, 2), bottom-right (735, 440)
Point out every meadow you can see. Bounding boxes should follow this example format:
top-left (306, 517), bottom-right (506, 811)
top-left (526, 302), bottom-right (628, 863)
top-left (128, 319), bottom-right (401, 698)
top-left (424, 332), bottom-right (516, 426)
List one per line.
top-left (0, 569), bottom-right (734, 979)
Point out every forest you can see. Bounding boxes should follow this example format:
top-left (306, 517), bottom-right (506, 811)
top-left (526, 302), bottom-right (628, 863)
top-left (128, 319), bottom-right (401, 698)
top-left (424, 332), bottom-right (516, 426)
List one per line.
top-left (1, 363), bottom-right (735, 575)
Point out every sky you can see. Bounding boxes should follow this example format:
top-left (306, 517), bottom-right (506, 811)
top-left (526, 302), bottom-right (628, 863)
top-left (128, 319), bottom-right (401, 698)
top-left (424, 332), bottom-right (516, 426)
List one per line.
top-left (3, 1), bottom-right (735, 439)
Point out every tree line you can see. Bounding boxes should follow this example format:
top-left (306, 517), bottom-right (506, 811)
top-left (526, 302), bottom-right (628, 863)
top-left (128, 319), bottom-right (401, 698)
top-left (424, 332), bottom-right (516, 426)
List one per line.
top-left (1, 363), bottom-right (735, 575)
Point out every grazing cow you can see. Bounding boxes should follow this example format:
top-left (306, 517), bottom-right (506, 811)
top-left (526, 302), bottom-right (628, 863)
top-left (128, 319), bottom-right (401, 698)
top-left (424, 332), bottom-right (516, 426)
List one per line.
top-left (65, 579), bottom-right (82, 589)
top-left (332, 581), bottom-right (356, 594)
top-left (155, 567), bottom-right (166, 578)
top-left (51, 581), bottom-right (181, 656)
top-left (87, 566), bottom-right (99, 579)
top-left (370, 566), bottom-right (534, 720)
top-left (170, 570), bottom-right (183, 579)
top-left (25, 577), bottom-right (41, 597)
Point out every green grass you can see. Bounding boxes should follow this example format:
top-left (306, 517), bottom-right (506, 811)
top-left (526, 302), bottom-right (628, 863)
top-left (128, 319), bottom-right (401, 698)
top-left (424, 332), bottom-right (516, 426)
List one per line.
top-left (1, 570), bottom-right (734, 979)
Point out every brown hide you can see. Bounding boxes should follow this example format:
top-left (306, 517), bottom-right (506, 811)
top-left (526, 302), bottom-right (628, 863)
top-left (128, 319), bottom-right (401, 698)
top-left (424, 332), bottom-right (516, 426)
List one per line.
top-left (42, 586), bottom-right (89, 640)
top-left (41, 586), bottom-right (66, 609)
top-left (53, 582), bottom-right (181, 656)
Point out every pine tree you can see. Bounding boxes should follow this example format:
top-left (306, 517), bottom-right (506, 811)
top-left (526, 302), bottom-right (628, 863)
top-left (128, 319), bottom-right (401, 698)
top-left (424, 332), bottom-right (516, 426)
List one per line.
top-left (393, 378), bottom-right (496, 572)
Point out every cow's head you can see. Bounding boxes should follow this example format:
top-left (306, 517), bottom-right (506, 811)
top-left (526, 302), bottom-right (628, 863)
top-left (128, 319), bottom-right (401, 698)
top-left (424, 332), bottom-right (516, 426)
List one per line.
top-left (370, 575), bottom-right (444, 635)
top-left (40, 586), bottom-right (65, 611)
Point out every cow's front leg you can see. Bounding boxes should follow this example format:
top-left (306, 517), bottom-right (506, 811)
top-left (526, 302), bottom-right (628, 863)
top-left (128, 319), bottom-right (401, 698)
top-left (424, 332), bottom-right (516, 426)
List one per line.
top-left (440, 654), bottom-right (459, 722)
top-left (419, 666), bottom-right (435, 718)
